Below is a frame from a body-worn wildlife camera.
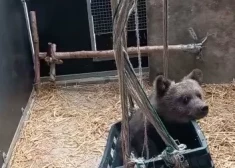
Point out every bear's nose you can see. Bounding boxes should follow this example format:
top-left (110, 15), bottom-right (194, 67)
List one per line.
top-left (200, 105), bottom-right (209, 114)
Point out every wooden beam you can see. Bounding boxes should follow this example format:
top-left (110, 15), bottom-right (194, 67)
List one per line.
top-left (30, 11), bottom-right (41, 91)
top-left (39, 44), bottom-right (202, 59)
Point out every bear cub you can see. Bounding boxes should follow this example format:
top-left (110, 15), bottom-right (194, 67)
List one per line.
top-left (114, 69), bottom-right (209, 166)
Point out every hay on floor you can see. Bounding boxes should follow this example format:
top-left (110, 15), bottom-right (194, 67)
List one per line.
top-left (9, 81), bottom-right (235, 168)
top-left (200, 84), bottom-right (235, 168)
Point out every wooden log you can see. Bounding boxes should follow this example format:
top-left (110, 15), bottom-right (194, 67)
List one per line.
top-left (39, 43), bottom-right (202, 60)
top-left (30, 11), bottom-right (40, 91)
top-left (47, 43), bottom-right (57, 82)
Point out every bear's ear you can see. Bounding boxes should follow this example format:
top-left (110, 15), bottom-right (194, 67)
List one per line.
top-left (153, 75), bottom-right (172, 98)
top-left (183, 69), bottom-right (203, 85)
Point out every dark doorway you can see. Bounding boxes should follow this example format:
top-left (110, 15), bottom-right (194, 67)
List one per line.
top-left (28, 0), bottom-right (148, 77)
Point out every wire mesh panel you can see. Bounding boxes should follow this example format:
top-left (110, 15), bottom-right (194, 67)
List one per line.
top-left (127, 0), bottom-right (147, 31)
top-left (91, 0), bottom-right (147, 35)
top-left (91, 0), bottom-right (113, 35)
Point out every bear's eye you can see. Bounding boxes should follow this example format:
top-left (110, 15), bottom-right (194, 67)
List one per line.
top-left (196, 93), bottom-right (202, 99)
top-left (182, 96), bottom-right (190, 104)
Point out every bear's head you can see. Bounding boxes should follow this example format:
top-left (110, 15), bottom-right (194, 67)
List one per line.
top-left (150, 69), bottom-right (208, 123)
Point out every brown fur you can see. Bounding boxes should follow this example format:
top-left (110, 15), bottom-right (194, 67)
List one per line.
top-left (114, 69), bottom-right (209, 166)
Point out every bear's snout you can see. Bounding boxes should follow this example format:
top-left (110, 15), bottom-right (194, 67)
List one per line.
top-left (199, 105), bottom-right (209, 116)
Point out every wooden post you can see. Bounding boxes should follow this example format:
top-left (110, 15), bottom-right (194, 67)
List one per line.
top-left (44, 43), bottom-right (62, 83)
top-left (47, 43), bottom-right (56, 82)
top-left (50, 44), bottom-right (56, 82)
top-left (30, 11), bottom-right (40, 91)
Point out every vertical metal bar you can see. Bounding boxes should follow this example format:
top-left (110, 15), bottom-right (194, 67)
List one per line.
top-left (30, 11), bottom-right (41, 91)
top-left (86, 0), bottom-right (97, 51)
top-left (21, 0), bottom-right (35, 63)
top-left (163, 0), bottom-right (169, 78)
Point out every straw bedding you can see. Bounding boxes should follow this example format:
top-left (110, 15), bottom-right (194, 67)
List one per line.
top-left (9, 81), bottom-right (235, 168)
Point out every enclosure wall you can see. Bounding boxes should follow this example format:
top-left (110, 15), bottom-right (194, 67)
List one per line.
top-left (0, 0), bottom-right (34, 166)
top-left (28, 0), bottom-right (148, 77)
top-left (147, 0), bottom-right (235, 83)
